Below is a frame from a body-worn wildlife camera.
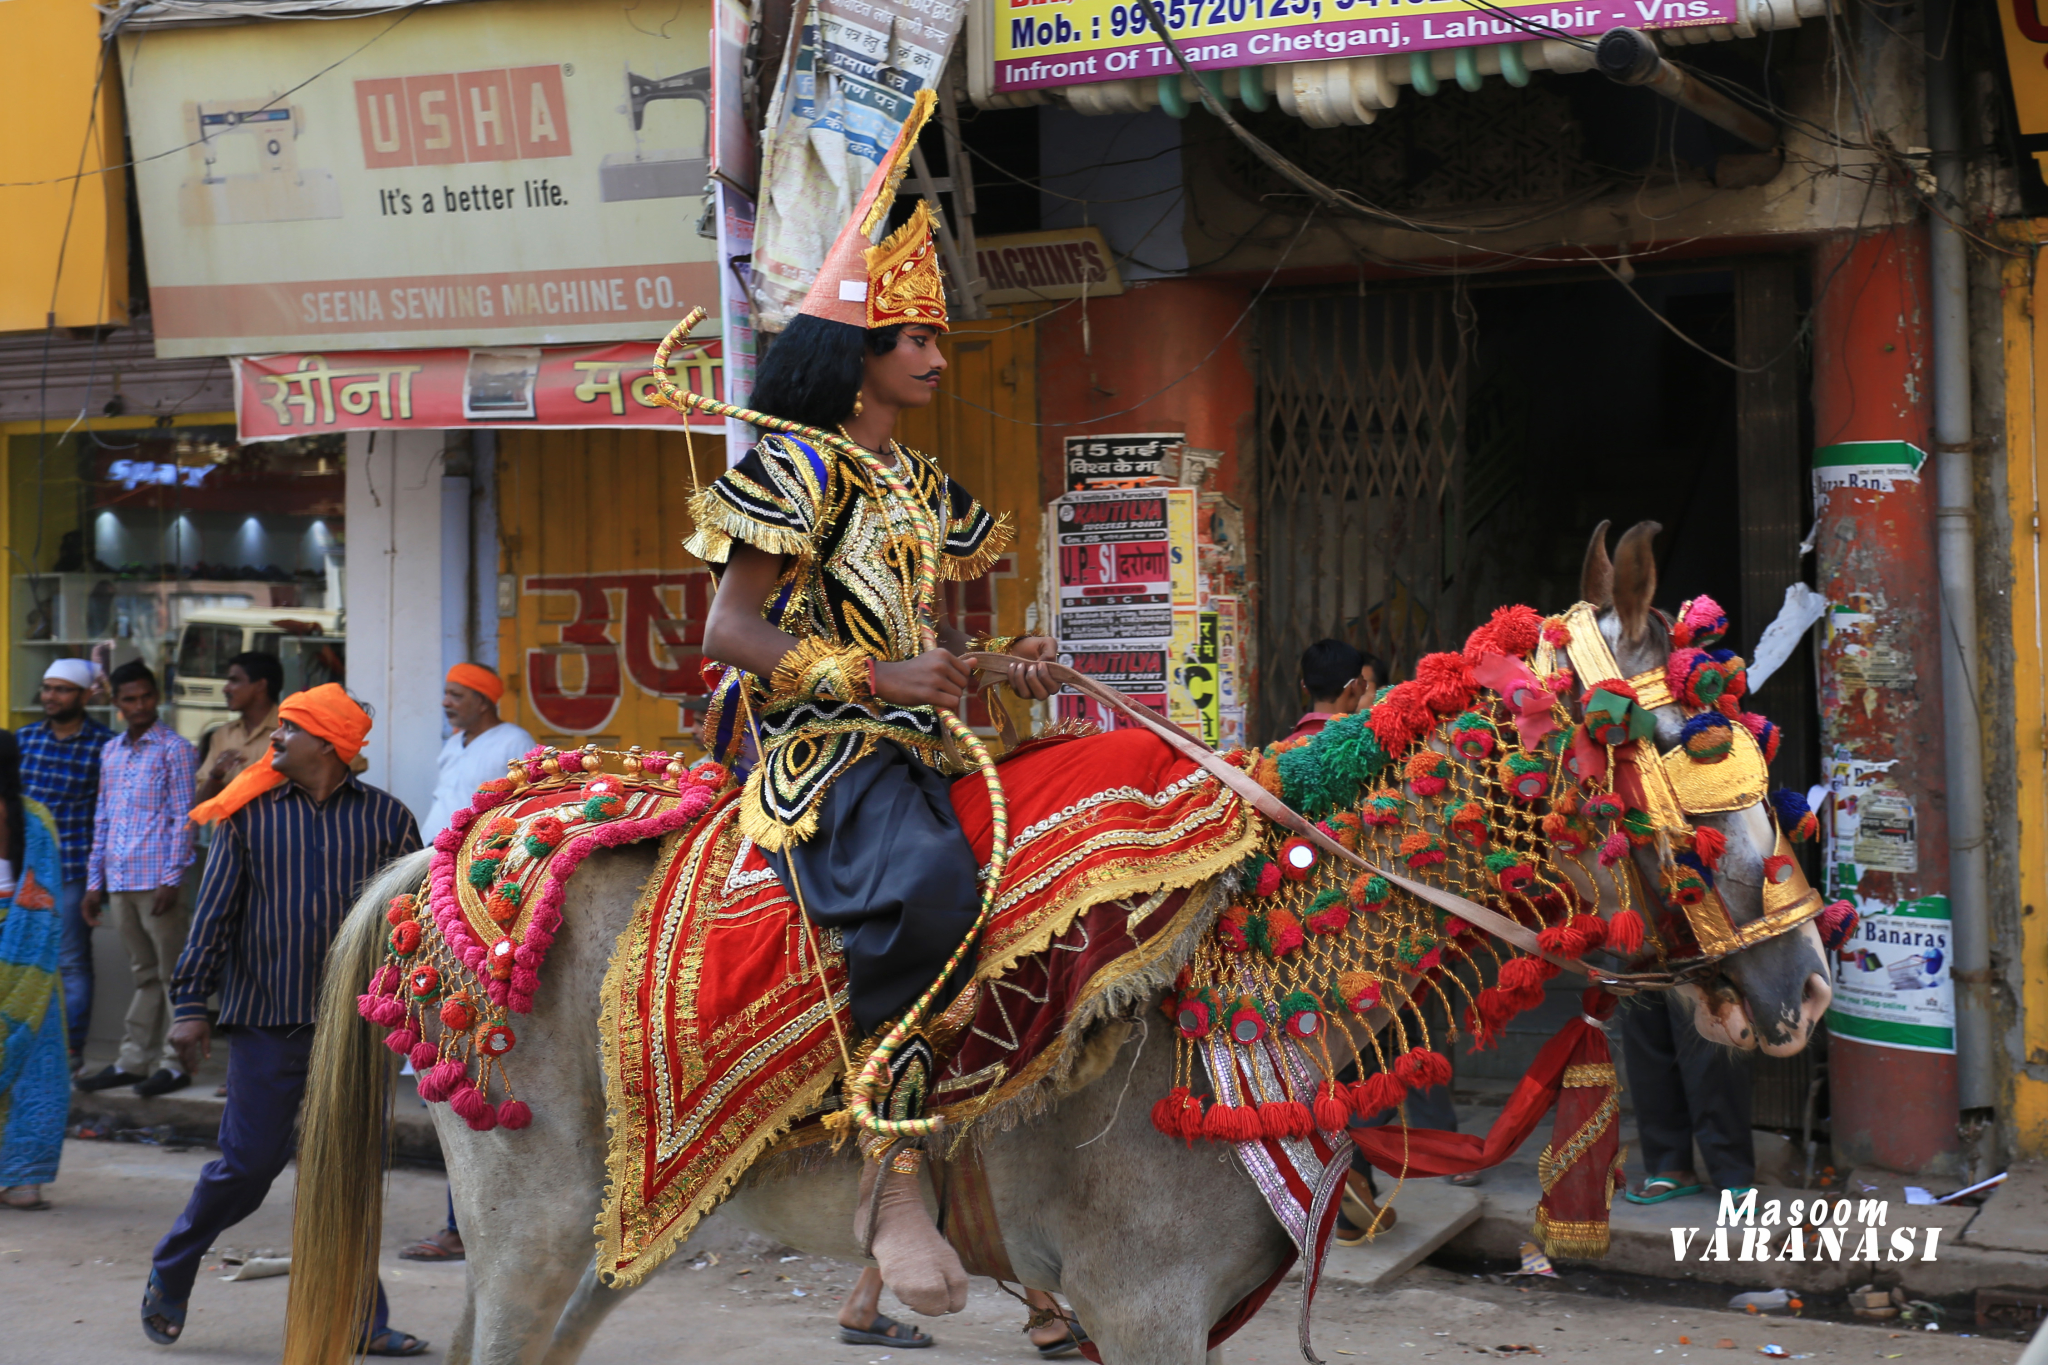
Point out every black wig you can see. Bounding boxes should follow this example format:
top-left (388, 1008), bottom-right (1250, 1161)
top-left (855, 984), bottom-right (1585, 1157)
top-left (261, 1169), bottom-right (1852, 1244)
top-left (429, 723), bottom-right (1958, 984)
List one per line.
top-left (748, 314), bottom-right (906, 430)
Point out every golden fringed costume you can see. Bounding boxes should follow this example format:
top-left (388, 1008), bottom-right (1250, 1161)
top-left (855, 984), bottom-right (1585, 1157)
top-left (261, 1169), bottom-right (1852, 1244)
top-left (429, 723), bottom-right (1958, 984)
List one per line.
top-left (687, 438), bottom-right (1012, 849)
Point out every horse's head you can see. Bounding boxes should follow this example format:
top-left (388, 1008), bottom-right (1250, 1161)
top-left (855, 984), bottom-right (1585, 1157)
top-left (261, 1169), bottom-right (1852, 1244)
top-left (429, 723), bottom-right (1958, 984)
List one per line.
top-left (1581, 519), bottom-right (1831, 1057)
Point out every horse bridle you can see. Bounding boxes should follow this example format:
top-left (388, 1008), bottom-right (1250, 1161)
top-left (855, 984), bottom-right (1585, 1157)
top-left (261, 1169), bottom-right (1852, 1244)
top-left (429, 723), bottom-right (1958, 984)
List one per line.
top-left (1541, 603), bottom-right (1825, 971)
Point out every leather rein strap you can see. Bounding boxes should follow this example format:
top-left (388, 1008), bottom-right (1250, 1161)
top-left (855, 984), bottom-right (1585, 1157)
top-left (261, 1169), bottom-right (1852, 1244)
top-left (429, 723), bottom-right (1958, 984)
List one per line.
top-left (960, 654), bottom-right (1687, 991)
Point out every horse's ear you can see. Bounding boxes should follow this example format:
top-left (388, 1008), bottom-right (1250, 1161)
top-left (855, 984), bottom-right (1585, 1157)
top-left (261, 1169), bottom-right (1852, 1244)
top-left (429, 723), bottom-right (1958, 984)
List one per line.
top-left (1580, 520), bottom-right (1613, 607)
top-left (1612, 520), bottom-right (1662, 645)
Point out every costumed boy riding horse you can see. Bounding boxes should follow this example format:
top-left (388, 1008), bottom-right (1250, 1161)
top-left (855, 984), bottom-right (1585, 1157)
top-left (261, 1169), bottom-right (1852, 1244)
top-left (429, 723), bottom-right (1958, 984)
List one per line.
top-left (282, 92), bottom-right (1843, 1365)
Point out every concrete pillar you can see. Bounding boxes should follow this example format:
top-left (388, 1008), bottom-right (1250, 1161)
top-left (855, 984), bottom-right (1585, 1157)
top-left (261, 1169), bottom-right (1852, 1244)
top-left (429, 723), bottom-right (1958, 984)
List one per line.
top-left (1810, 228), bottom-right (1964, 1175)
top-left (346, 430), bottom-right (455, 823)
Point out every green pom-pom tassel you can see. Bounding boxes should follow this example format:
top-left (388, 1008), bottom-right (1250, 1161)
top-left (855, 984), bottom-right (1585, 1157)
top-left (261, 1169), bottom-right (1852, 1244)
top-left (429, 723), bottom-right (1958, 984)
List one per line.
top-left (467, 858), bottom-right (500, 890)
top-left (1307, 886), bottom-right (1347, 914)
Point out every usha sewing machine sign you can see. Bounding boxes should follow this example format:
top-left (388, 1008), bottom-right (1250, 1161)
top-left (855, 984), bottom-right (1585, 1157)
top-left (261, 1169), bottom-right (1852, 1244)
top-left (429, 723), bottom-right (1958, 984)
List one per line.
top-left (988, 0), bottom-right (1735, 92)
top-left (118, 0), bottom-right (719, 357)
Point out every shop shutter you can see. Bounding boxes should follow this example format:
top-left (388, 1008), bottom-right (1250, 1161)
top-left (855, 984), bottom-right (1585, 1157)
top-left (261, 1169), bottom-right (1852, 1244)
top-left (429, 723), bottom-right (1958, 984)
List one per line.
top-left (1252, 288), bottom-right (1466, 742)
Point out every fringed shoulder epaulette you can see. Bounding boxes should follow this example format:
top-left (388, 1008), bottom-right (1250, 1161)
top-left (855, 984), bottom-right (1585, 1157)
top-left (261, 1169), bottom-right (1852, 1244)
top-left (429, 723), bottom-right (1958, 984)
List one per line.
top-left (685, 484), bottom-right (813, 563)
top-left (942, 510), bottom-right (1015, 581)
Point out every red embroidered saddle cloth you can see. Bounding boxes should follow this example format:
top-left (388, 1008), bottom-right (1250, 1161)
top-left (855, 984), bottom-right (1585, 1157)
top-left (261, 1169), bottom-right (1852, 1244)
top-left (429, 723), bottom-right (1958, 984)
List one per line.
top-left (592, 729), bottom-right (1257, 1286)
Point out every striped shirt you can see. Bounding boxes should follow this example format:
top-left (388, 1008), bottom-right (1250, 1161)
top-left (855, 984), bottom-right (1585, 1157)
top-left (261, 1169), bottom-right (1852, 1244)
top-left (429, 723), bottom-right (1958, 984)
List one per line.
top-left (87, 722), bottom-right (199, 892)
top-left (18, 716), bottom-right (114, 885)
top-left (171, 775), bottom-right (421, 1027)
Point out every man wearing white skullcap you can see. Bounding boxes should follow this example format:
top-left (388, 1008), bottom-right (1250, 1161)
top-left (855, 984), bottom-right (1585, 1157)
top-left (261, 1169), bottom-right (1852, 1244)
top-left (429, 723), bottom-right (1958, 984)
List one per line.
top-left (19, 658), bottom-right (114, 1072)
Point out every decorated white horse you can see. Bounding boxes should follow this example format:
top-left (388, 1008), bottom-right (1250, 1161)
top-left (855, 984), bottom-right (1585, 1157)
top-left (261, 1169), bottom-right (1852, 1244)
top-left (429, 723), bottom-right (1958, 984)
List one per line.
top-left (281, 521), bottom-right (1837, 1365)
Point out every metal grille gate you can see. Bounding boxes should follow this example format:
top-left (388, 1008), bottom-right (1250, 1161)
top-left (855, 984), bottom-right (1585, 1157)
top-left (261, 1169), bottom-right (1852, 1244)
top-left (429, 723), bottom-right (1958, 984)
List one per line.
top-left (1253, 290), bottom-right (1468, 743)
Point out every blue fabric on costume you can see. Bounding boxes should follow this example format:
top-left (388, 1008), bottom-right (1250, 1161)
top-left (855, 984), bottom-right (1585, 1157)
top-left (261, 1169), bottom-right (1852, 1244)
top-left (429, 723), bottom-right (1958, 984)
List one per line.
top-left (0, 800), bottom-right (71, 1186)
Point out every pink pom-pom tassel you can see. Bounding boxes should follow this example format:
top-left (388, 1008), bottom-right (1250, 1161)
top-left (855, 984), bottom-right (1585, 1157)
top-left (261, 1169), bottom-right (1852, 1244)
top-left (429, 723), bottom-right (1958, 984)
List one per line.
top-left (497, 1100), bottom-right (533, 1130)
top-left (418, 1060), bottom-right (466, 1103)
top-left (383, 1027), bottom-right (419, 1056)
top-left (1596, 831), bottom-right (1630, 867)
top-left (370, 997), bottom-right (408, 1028)
top-left (409, 1041), bottom-right (440, 1071)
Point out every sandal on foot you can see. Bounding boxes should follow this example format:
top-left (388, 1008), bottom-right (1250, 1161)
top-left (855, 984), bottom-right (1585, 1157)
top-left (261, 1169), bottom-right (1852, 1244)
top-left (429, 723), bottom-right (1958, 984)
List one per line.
top-left (1036, 1321), bottom-right (1090, 1359)
top-left (398, 1229), bottom-right (465, 1262)
top-left (141, 1269), bottom-right (187, 1345)
top-left (1623, 1177), bottom-right (1705, 1205)
top-left (1, 1186), bottom-right (50, 1211)
top-left (839, 1313), bottom-right (934, 1348)
top-left (364, 1329), bottom-right (431, 1357)
top-left (1340, 1184), bottom-right (1396, 1237)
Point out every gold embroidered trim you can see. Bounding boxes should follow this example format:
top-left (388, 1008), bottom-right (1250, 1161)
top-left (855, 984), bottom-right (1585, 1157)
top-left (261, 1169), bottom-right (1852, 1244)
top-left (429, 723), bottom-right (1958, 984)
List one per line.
top-left (972, 797), bottom-right (1256, 983)
top-left (1624, 665), bottom-right (1678, 712)
top-left (594, 818), bottom-right (851, 1287)
top-left (942, 511), bottom-right (1015, 581)
top-left (769, 638), bottom-right (877, 708)
top-left (1537, 1092), bottom-right (1619, 1195)
top-left (737, 768), bottom-right (825, 851)
top-left (1562, 1062), bottom-right (1618, 1088)
top-left (685, 487), bottom-right (812, 563)
top-left (1533, 1209), bottom-right (1612, 1259)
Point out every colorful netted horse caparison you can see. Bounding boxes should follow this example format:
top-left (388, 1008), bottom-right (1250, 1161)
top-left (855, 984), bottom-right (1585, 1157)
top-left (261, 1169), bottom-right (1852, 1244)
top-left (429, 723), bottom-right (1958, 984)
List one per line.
top-left (1147, 598), bottom-right (1854, 1251)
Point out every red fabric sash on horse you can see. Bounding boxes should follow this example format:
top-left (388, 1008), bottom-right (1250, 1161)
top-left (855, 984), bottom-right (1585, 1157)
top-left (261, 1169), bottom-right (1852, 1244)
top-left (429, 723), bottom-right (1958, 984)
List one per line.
top-left (594, 730), bottom-right (1258, 1287)
top-left (1349, 990), bottom-right (1623, 1260)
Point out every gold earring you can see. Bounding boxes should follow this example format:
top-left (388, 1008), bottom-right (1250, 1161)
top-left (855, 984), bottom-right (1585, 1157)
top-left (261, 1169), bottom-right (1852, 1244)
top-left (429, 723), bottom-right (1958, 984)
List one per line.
top-left (851, 394), bottom-right (865, 418)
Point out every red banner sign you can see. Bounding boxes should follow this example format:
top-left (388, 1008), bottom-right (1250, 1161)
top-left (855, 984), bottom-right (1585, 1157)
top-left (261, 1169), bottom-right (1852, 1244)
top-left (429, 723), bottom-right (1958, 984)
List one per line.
top-left (234, 340), bottom-right (723, 442)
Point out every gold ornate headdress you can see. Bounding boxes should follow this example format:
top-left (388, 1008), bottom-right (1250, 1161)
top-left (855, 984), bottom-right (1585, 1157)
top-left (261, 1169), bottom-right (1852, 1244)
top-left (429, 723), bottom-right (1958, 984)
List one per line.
top-left (795, 89), bottom-right (949, 332)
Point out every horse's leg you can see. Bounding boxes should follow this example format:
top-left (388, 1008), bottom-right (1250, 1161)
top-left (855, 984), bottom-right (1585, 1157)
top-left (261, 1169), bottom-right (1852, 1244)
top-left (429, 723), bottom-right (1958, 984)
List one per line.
top-left (437, 1100), bottom-right (607, 1365)
top-left (435, 845), bottom-right (662, 1365)
top-left (1058, 1273), bottom-right (1216, 1365)
top-left (989, 1023), bottom-right (1294, 1365)
top-left (539, 1259), bottom-right (638, 1365)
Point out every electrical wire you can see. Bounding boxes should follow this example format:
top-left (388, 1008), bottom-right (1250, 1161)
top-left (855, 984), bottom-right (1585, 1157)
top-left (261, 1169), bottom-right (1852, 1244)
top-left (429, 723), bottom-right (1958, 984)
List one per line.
top-left (0, 0), bottom-right (433, 191)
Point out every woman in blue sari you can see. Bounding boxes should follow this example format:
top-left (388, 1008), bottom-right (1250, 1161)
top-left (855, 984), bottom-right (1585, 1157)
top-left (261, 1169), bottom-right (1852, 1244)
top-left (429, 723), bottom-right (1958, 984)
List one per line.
top-left (0, 729), bottom-right (68, 1209)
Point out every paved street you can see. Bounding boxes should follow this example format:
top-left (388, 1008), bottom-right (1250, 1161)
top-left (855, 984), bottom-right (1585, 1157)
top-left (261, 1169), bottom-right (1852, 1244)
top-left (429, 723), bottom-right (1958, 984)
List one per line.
top-left (0, 1140), bottom-right (2021, 1365)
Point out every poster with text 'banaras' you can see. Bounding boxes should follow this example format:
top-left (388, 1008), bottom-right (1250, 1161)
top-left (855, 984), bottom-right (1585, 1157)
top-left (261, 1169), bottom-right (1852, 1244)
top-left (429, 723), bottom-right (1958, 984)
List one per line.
top-left (120, 0), bottom-right (718, 356)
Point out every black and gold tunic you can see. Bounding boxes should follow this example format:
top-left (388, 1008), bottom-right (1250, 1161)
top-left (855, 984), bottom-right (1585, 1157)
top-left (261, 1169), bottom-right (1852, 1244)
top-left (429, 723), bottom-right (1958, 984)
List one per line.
top-left (687, 432), bottom-right (1012, 848)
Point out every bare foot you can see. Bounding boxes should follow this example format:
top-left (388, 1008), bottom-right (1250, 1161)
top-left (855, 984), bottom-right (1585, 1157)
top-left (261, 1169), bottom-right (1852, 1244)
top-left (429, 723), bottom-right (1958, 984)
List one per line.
top-left (1, 1185), bottom-right (49, 1210)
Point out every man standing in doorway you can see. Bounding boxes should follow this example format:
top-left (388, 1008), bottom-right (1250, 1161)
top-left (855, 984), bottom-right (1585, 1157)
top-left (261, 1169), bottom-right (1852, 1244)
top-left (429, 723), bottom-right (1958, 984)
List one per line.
top-left (18, 657), bottom-right (114, 1073)
top-left (421, 663), bottom-right (535, 842)
top-left (76, 662), bottom-right (198, 1098)
top-left (1284, 639), bottom-right (1384, 746)
top-left (150, 685), bottom-right (427, 1354)
top-left (191, 652), bottom-right (284, 807)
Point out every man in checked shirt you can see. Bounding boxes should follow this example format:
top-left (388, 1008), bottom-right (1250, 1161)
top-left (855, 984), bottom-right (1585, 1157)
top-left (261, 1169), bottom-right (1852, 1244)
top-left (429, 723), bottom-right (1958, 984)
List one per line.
top-left (76, 661), bottom-right (198, 1098)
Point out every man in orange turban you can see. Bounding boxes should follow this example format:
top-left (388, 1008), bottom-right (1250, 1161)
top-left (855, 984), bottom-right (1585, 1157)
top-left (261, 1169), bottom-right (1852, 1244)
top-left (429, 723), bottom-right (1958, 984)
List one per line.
top-left (150, 683), bottom-right (428, 1353)
top-left (422, 663), bottom-right (535, 842)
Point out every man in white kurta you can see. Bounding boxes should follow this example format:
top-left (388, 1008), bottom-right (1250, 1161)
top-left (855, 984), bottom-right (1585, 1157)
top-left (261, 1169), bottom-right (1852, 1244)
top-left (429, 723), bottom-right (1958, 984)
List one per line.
top-left (420, 663), bottom-right (537, 842)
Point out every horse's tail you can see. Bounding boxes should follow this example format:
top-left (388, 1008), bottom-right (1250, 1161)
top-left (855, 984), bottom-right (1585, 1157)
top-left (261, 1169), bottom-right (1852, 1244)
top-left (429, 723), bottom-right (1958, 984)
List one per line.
top-left (282, 848), bottom-right (433, 1365)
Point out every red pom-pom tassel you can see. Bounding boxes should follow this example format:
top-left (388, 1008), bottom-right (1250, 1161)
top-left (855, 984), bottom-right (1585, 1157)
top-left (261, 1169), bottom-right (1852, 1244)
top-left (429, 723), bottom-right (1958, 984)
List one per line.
top-left (1691, 826), bottom-right (1727, 869)
top-left (1395, 1047), bottom-right (1452, 1092)
top-left (1202, 1102), bottom-right (1243, 1143)
top-left (1259, 1100), bottom-right (1314, 1139)
top-left (1313, 1081), bottom-right (1352, 1133)
top-left (497, 1099), bottom-right (533, 1130)
top-left (1351, 1071), bottom-right (1405, 1117)
top-left (1606, 907), bottom-right (1646, 956)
